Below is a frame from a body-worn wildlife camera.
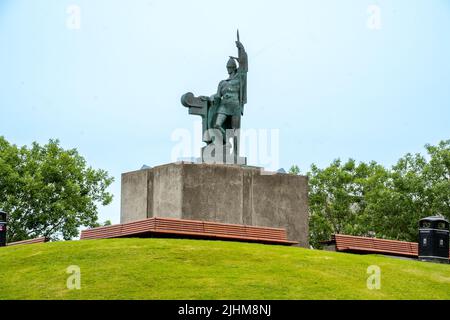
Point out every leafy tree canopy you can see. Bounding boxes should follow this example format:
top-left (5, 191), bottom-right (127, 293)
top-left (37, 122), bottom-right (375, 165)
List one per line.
top-left (0, 137), bottom-right (114, 242)
top-left (288, 165), bottom-right (301, 175)
top-left (302, 140), bottom-right (450, 248)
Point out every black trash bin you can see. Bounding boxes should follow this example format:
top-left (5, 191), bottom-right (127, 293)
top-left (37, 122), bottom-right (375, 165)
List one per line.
top-left (0, 211), bottom-right (6, 247)
top-left (418, 216), bottom-right (449, 263)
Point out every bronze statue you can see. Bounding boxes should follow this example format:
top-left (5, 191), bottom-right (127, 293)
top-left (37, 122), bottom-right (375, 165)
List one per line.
top-left (181, 30), bottom-right (248, 164)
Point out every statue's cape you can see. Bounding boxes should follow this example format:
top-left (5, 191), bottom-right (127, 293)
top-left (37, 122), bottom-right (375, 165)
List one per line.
top-left (237, 49), bottom-right (248, 114)
top-left (240, 72), bottom-right (247, 108)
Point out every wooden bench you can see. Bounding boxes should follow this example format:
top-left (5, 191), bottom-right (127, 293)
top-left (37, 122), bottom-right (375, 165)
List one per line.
top-left (7, 237), bottom-right (48, 246)
top-left (331, 234), bottom-right (450, 258)
top-left (81, 217), bottom-right (298, 246)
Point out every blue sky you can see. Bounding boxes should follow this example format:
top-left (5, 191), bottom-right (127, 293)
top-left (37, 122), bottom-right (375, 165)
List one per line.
top-left (1, 0), bottom-right (449, 224)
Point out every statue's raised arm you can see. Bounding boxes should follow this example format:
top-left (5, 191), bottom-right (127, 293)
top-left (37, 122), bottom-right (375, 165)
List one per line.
top-left (236, 33), bottom-right (248, 73)
top-left (235, 30), bottom-right (248, 107)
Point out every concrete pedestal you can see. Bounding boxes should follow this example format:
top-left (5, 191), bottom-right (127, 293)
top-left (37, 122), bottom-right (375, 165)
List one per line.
top-left (120, 162), bottom-right (309, 247)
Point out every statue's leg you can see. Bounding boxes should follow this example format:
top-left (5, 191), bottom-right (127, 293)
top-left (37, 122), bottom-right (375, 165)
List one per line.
top-left (231, 115), bottom-right (241, 129)
top-left (213, 113), bottom-right (227, 144)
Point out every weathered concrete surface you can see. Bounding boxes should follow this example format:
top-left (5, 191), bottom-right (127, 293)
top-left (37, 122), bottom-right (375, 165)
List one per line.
top-left (152, 164), bottom-right (183, 219)
top-left (121, 162), bottom-right (309, 247)
top-left (120, 169), bottom-right (152, 223)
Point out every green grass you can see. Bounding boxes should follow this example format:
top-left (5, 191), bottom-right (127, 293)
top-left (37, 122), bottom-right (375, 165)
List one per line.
top-left (0, 238), bottom-right (449, 300)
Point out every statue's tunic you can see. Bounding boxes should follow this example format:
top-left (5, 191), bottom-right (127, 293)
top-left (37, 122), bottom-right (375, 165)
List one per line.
top-left (216, 74), bottom-right (242, 117)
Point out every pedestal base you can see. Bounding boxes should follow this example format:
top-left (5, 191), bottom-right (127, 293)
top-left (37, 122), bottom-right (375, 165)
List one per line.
top-left (120, 162), bottom-right (309, 247)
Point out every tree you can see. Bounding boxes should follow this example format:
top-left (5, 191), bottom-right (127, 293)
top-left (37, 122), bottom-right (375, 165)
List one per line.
top-left (288, 165), bottom-right (300, 175)
top-left (307, 159), bottom-right (388, 247)
top-left (305, 140), bottom-right (450, 247)
top-left (423, 140), bottom-right (450, 219)
top-left (0, 137), bottom-right (114, 242)
top-left (363, 153), bottom-right (427, 241)
top-left (93, 220), bottom-right (112, 228)
top-left (365, 140), bottom-right (450, 242)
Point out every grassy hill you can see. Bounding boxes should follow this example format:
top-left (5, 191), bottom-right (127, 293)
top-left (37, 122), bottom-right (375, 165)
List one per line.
top-left (0, 238), bottom-right (449, 300)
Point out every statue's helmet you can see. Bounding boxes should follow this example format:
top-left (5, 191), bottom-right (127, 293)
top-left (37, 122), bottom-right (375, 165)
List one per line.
top-left (227, 57), bottom-right (237, 69)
